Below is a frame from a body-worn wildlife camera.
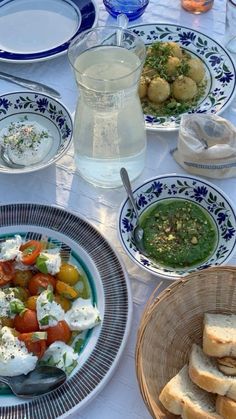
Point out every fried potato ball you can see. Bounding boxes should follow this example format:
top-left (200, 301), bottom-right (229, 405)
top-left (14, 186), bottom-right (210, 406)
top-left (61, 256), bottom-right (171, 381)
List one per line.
top-left (172, 76), bottom-right (197, 101)
top-left (163, 41), bottom-right (183, 59)
top-left (139, 76), bottom-right (148, 99)
top-left (146, 47), bottom-right (153, 57)
top-left (166, 56), bottom-right (181, 77)
top-left (187, 58), bottom-right (205, 83)
top-left (147, 77), bottom-right (171, 104)
top-left (142, 65), bottom-right (156, 78)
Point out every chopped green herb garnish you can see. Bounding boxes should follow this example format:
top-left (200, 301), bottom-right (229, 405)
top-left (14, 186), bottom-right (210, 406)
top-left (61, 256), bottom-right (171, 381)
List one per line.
top-left (39, 314), bottom-right (57, 326)
top-left (140, 41), bottom-right (206, 117)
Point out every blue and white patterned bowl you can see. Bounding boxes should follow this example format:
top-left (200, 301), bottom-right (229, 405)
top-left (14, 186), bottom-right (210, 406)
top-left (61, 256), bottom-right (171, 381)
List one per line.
top-left (130, 23), bottom-right (236, 131)
top-left (0, 91), bottom-right (73, 173)
top-left (118, 174), bottom-right (236, 280)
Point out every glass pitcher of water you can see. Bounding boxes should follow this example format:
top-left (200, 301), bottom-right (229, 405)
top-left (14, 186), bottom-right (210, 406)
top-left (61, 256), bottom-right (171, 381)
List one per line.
top-left (68, 26), bottom-right (147, 188)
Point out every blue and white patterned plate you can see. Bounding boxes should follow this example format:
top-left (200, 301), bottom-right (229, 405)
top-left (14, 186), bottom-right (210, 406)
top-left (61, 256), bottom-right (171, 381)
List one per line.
top-left (0, 91), bottom-right (73, 174)
top-left (118, 174), bottom-right (236, 280)
top-left (130, 23), bottom-right (236, 131)
top-left (0, 204), bottom-right (132, 418)
top-left (0, 0), bottom-right (98, 63)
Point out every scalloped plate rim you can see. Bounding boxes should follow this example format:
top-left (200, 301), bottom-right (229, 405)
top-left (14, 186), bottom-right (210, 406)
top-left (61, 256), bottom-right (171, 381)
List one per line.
top-left (118, 173), bottom-right (236, 280)
top-left (0, 91), bottom-right (73, 174)
top-left (129, 23), bottom-right (236, 132)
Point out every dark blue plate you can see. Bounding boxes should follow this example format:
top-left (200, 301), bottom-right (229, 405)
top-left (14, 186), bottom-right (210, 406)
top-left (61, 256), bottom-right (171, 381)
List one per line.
top-left (0, 0), bottom-right (98, 62)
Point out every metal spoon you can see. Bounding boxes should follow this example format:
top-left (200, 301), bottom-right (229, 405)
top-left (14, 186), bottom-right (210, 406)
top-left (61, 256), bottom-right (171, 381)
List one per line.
top-left (120, 167), bottom-right (147, 255)
top-left (0, 71), bottom-right (61, 99)
top-left (0, 145), bottom-right (25, 169)
top-left (0, 366), bottom-right (66, 398)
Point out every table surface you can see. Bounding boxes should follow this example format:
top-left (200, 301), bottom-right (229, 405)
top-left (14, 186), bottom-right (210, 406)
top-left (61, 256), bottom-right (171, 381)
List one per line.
top-left (0, 0), bottom-right (236, 418)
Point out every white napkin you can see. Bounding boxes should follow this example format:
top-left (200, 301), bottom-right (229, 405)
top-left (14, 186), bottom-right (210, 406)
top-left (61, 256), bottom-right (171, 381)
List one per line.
top-left (172, 114), bottom-right (236, 179)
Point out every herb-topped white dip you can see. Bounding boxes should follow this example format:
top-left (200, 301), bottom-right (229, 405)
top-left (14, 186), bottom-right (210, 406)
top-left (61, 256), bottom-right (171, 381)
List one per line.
top-left (0, 117), bottom-right (53, 166)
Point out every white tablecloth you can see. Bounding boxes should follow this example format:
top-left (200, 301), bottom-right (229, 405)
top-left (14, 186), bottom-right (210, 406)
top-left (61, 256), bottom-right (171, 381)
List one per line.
top-left (0, 0), bottom-right (236, 418)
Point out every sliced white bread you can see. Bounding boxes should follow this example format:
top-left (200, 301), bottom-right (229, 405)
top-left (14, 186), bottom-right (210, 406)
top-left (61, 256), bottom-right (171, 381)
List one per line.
top-left (203, 313), bottom-right (236, 357)
top-left (189, 343), bottom-right (236, 401)
top-left (217, 357), bottom-right (236, 376)
top-left (159, 364), bottom-right (221, 418)
top-left (216, 395), bottom-right (236, 419)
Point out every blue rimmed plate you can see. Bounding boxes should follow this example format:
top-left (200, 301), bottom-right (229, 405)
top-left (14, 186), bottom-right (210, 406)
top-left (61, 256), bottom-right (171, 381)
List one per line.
top-left (118, 174), bottom-right (236, 280)
top-left (0, 0), bottom-right (98, 63)
top-left (0, 203), bottom-right (132, 418)
top-left (0, 91), bottom-right (73, 174)
top-left (130, 23), bottom-right (236, 131)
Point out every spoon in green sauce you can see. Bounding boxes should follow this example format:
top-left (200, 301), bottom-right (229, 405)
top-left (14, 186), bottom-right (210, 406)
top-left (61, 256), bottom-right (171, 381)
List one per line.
top-left (120, 167), bottom-right (147, 255)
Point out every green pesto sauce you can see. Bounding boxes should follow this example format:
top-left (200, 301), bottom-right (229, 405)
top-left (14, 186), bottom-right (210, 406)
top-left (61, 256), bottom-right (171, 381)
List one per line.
top-left (140, 200), bottom-right (217, 269)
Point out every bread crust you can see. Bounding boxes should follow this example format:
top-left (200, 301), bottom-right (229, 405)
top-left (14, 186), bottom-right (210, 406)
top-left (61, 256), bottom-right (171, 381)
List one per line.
top-left (160, 386), bottom-right (221, 419)
top-left (217, 357), bottom-right (236, 367)
top-left (183, 403), bottom-right (222, 419)
top-left (159, 382), bottom-right (183, 415)
top-left (189, 360), bottom-right (228, 396)
top-left (203, 314), bottom-right (236, 358)
top-left (217, 357), bottom-right (236, 376)
top-left (159, 365), bottom-right (221, 418)
top-left (203, 332), bottom-right (234, 358)
top-left (216, 395), bottom-right (236, 419)
top-left (189, 344), bottom-right (236, 401)
top-left (218, 364), bottom-right (236, 376)
top-left (203, 333), bottom-right (233, 358)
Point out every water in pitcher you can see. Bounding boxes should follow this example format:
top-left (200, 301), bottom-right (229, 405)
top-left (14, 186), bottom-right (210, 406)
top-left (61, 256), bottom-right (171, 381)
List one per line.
top-left (73, 46), bottom-right (146, 188)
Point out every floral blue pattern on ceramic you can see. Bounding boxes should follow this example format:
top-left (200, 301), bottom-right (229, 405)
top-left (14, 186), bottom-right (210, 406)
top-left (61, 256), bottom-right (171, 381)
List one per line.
top-left (130, 23), bottom-right (236, 131)
top-left (0, 91), bottom-right (73, 174)
top-left (118, 174), bottom-right (236, 280)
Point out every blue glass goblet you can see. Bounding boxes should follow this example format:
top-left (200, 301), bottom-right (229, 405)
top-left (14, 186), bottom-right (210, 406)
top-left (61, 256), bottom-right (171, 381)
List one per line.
top-left (103, 0), bottom-right (149, 21)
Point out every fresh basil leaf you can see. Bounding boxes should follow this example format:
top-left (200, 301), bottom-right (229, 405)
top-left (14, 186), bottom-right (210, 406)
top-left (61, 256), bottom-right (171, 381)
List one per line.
top-left (9, 299), bottom-right (25, 314)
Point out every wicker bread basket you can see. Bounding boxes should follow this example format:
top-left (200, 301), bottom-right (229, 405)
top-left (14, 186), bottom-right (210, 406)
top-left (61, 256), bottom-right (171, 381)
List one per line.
top-left (135, 266), bottom-right (236, 419)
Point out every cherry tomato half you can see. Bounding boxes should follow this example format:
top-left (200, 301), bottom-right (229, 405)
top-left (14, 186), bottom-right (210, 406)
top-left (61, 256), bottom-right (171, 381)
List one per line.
top-left (20, 240), bottom-right (43, 265)
top-left (46, 320), bottom-right (71, 346)
top-left (28, 273), bottom-right (56, 296)
top-left (18, 333), bottom-right (46, 358)
top-left (26, 295), bottom-right (38, 311)
top-left (13, 269), bottom-right (33, 287)
top-left (56, 263), bottom-right (80, 285)
top-left (0, 261), bottom-right (15, 286)
top-left (13, 309), bottom-right (39, 333)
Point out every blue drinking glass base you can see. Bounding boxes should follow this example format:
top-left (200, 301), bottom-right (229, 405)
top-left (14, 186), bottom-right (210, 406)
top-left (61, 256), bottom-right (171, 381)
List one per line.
top-left (103, 0), bottom-right (149, 21)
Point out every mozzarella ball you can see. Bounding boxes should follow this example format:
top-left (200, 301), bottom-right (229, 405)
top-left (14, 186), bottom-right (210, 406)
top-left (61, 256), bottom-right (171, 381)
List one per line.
top-left (166, 56), bottom-right (181, 77)
top-left (187, 58), bottom-right (205, 83)
top-left (172, 76), bottom-right (197, 101)
top-left (147, 77), bottom-right (171, 104)
top-left (163, 41), bottom-right (183, 59)
top-left (139, 77), bottom-right (148, 99)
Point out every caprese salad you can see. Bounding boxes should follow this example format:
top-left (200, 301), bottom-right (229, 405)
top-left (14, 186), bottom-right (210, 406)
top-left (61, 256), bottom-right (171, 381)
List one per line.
top-left (0, 235), bottom-right (100, 377)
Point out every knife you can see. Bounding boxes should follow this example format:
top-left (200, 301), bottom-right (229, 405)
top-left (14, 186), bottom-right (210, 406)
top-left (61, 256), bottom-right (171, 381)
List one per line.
top-left (0, 71), bottom-right (61, 99)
